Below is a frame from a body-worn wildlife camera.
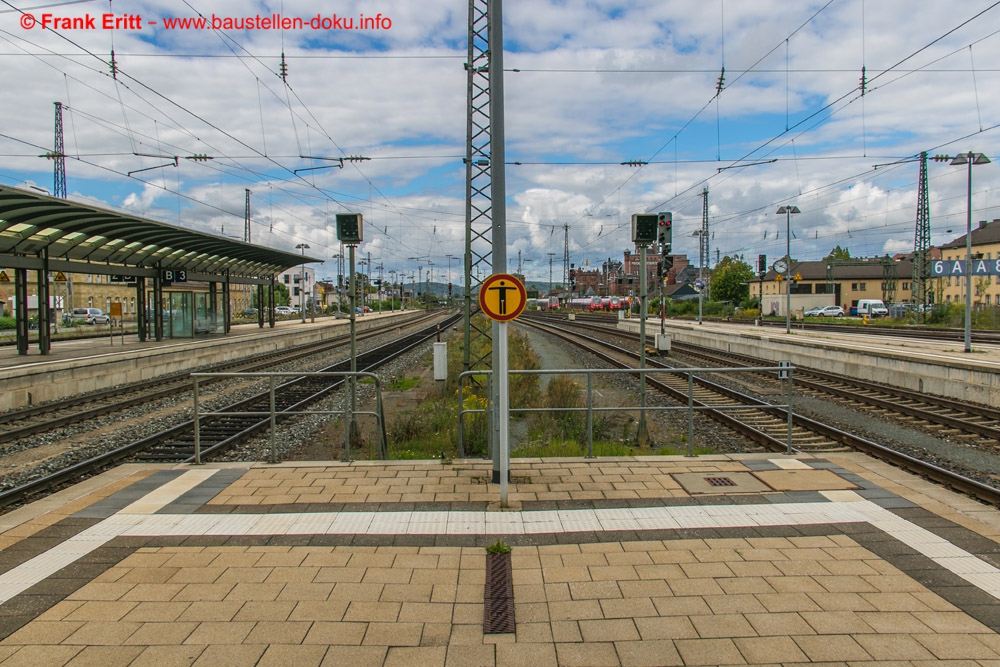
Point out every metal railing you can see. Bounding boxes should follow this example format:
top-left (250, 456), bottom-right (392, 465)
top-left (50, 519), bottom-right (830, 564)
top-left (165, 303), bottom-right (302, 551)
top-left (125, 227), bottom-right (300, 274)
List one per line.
top-left (191, 371), bottom-right (387, 463)
top-left (457, 364), bottom-right (795, 457)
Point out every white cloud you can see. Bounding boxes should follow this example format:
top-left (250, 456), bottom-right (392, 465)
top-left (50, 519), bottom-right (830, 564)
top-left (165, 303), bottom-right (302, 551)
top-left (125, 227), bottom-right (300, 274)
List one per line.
top-left (1, 0), bottom-right (999, 284)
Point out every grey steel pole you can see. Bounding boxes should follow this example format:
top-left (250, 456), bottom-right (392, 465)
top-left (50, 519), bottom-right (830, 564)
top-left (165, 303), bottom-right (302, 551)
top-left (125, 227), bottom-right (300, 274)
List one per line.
top-left (348, 245), bottom-right (358, 460)
top-left (785, 210), bottom-right (791, 334)
top-left (637, 245), bottom-right (649, 447)
top-left (965, 154), bottom-right (973, 354)
top-left (489, 0), bottom-right (507, 484)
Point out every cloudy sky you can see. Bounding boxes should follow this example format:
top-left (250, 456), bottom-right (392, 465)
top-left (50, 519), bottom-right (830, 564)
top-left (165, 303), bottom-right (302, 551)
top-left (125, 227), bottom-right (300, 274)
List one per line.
top-left (1, 0), bottom-right (999, 287)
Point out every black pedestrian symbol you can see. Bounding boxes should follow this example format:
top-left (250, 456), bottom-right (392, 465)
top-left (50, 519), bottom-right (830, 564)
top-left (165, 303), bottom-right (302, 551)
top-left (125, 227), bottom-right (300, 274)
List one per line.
top-left (489, 280), bottom-right (516, 315)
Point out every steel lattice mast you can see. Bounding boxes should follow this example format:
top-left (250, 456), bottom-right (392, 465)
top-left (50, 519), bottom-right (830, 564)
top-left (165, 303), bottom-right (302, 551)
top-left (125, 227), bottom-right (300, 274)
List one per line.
top-left (913, 151), bottom-right (931, 319)
top-left (563, 223), bottom-right (569, 289)
top-left (244, 189), bottom-right (251, 243)
top-left (700, 188), bottom-right (710, 278)
top-left (52, 102), bottom-right (66, 199)
top-left (463, 0), bottom-right (494, 380)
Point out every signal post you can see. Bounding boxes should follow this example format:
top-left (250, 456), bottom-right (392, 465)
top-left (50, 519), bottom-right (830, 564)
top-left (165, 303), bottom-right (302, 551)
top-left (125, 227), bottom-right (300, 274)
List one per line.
top-left (478, 273), bottom-right (526, 507)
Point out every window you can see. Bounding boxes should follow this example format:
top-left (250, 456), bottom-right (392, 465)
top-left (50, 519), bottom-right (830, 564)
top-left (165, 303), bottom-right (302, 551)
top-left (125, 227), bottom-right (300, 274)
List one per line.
top-left (860, 283), bottom-right (867, 291)
top-left (851, 283), bottom-right (858, 291)
top-left (283, 275), bottom-right (290, 284)
top-left (902, 282), bottom-right (910, 290)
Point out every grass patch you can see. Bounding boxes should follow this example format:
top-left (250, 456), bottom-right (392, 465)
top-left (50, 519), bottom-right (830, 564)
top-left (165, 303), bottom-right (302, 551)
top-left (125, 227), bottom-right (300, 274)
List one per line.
top-left (386, 375), bottom-right (420, 391)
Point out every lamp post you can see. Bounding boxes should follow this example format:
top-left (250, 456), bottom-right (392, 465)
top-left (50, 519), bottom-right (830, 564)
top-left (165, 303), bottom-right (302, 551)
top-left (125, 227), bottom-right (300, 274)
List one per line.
top-left (776, 206), bottom-right (800, 334)
top-left (295, 243), bottom-right (310, 323)
top-left (949, 152), bottom-right (991, 353)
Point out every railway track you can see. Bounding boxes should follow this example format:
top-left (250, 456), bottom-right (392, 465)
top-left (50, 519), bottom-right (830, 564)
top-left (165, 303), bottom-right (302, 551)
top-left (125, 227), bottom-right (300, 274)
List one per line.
top-left (530, 312), bottom-right (1000, 444)
top-left (520, 314), bottom-right (1000, 506)
top-left (0, 312), bottom-right (459, 510)
top-left (0, 312), bottom-right (439, 445)
top-left (565, 311), bottom-right (1000, 344)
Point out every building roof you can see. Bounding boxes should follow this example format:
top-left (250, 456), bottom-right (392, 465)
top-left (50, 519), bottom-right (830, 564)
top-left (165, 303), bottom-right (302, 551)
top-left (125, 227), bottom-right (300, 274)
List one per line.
top-left (940, 219), bottom-right (1000, 250)
top-left (762, 258), bottom-right (913, 281)
top-left (0, 184), bottom-right (322, 278)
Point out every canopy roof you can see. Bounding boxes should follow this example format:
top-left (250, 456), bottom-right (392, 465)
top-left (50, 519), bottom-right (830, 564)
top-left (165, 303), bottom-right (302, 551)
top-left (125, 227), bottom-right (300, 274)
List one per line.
top-left (0, 184), bottom-right (321, 277)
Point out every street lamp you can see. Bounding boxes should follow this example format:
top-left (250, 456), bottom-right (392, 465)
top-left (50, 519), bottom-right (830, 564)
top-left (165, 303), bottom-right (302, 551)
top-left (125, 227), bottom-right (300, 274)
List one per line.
top-left (776, 206), bottom-right (800, 334)
top-left (295, 243), bottom-right (310, 323)
top-left (949, 152), bottom-right (991, 353)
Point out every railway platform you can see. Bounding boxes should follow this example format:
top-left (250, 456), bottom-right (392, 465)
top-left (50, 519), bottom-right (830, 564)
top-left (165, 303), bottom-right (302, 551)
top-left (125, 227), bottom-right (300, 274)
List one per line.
top-left (1, 454), bottom-right (1000, 666)
top-left (0, 310), bottom-right (419, 413)
top-left (621, 317), bottom-right (1000, 408)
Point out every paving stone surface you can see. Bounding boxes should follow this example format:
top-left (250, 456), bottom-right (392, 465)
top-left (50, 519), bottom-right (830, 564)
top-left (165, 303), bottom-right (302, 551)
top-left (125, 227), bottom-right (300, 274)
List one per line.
top-left (0, 454), bottom-right (998, 665)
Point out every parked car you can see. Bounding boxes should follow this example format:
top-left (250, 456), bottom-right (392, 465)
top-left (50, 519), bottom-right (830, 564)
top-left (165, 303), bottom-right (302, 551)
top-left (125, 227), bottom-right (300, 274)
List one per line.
top-left (804, 306), bottom-right (825, 317)
top-left (853, 299), bottom-right (889, 318)
top-left (274, 306), bottom-right (294, 315)
top-left (67, 307), bottom-right (110, 325)
top-left (817, 305), bottom-right (844, 317)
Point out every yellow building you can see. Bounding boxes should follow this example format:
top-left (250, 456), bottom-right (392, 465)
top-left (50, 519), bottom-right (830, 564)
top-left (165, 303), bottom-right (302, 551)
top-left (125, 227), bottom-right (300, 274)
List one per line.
top-left (935, 219), bottom-right (1000, 307)
top-left (757, 258), bottom-right (914, 310)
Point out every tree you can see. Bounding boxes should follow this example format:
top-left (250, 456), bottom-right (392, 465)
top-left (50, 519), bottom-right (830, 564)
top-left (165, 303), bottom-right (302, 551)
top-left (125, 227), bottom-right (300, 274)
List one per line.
top-left (252, 283), bottom-right (290, 308)
top-left (826, 245), bottom-right (851, 260)
top-left (710, 256), bottom-right (754, 304)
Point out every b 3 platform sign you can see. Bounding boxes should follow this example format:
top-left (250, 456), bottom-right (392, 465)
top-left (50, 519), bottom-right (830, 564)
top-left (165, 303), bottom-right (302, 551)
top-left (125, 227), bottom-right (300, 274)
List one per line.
top-left (478, 273), bottom-right (526, 322)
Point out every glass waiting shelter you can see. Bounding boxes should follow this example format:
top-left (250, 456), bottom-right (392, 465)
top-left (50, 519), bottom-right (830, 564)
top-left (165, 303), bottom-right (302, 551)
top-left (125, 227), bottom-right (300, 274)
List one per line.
top-left (150, 290), bottom-right (223, 339)
top-left (0, 183), bottom-right (321, 355)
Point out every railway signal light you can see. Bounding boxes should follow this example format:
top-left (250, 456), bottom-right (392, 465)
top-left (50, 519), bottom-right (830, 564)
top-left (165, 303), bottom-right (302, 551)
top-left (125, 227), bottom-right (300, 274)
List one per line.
top-left (757, 254), bottom-right (767, 276)
top-left (335, 213), bottom-right (363, 244)
top-left (657, 212), bottom-right (672, 249)
top-left (662, 256), bottom-right (673, 273)
top-left (631, 214), bottom-right (658, 245)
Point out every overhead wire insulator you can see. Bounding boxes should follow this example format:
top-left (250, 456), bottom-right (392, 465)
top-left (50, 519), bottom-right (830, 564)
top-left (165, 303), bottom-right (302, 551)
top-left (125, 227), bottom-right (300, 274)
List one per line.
top-left (715, 66), bottom-right (725, 95)
top-left (860, 65), bottom-right (867, 96)
top-left (932, 154), bottom-right (952, 162)
top-left (109, 49), bottom-right (118, 79)
top-left (279, 52), bottom-right (288, 82)
top-left (620, 160), bottom-right (648, 167)
top-left (184, 154), bottom-right (213, 162)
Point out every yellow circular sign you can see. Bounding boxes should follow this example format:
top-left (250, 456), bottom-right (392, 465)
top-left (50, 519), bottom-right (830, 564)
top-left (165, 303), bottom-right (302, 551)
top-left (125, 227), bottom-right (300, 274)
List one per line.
top-left (478, 273), bottom-right (526, 322)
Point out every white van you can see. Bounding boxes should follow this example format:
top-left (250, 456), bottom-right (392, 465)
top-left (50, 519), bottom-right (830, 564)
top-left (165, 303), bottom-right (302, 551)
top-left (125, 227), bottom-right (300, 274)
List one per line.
top-left (854, 299), bottom-right (888, 317)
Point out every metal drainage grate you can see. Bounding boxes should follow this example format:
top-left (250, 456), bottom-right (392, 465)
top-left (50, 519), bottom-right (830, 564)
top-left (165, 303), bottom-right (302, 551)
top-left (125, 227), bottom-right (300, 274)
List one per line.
top-left (483, 552), bottom-right (515, 634)
top-left (705, 476), bottom-right (738, 487)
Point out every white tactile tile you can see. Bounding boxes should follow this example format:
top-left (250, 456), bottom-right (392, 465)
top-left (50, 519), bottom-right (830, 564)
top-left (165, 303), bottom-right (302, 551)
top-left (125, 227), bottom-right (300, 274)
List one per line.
top-left (937, 557), bottom-right (1000, 575)
top-left (485, 513), bottom-right (524, 534)
top-left (328, 512), bottom-right (375, 534)
top-left (771, 459), bottom-right (812, 469)
top-left (445, 512), bottom-right (486, 535)
top-left (368, 511), bottom-right (412, 534)
top-left (820, 490), bottom-right (866, 503)
top-left (406, 512), bottom-right (450, 535)
top-left (203, 515), bottom-right (259, 536)
top-left (248, 513), bottom-right (303, 535)
top-left (960, 572), bottom-right (1000, 596)
top-left (118, 469), bottom-right (219, 515)
top-left (287, 514), bottom-right (338, 535)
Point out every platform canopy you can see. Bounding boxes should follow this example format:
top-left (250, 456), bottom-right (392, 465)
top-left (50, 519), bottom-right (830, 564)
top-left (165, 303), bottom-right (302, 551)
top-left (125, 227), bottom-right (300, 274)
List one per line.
top-left (0, 184), bottom-right (322, 279)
